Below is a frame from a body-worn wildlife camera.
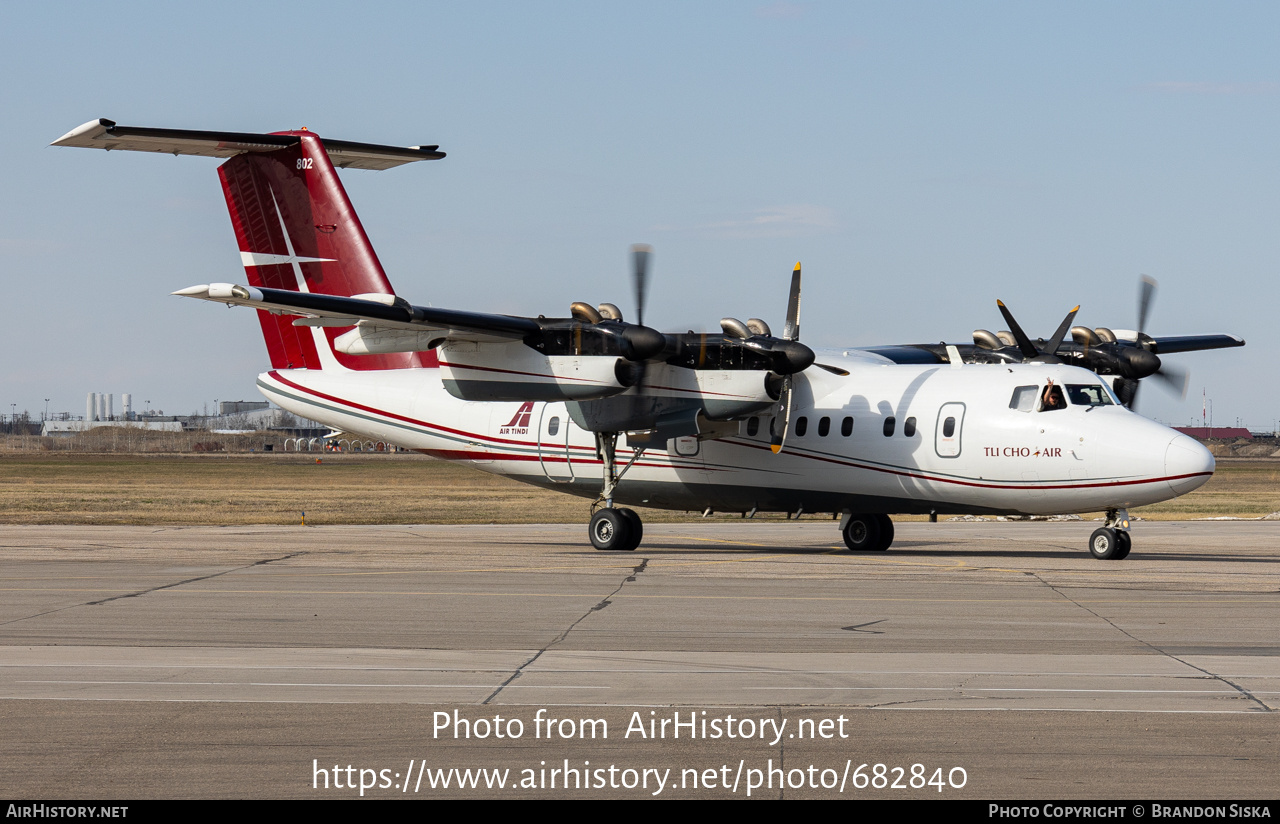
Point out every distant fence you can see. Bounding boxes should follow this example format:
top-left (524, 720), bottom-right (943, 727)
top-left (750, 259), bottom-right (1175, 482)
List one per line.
top-left (1, 429), bottom-right (399, 455)
top-left (283, 437), bottom-right (391, 453)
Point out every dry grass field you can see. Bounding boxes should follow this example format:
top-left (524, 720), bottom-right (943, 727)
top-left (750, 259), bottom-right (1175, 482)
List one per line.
top-left (0, 451), bottom-right (1275, 525)
top-left (0, 453), bottom-right (597, 526)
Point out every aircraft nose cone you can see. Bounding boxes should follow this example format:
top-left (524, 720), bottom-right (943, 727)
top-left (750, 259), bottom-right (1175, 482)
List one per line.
top-left (1165, 433), bottom-right (1214, 496)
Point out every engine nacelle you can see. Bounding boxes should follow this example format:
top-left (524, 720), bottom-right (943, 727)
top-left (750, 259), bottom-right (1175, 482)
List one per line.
top-left (437, 340), bottom-right (631, 401)
top-left (667, 368), bottom-right (777, 419)
top-left (570, 365), bottom-right (777, 437)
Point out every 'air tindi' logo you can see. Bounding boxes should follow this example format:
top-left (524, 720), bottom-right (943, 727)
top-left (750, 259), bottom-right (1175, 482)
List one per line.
top-left (499, 402), bottom-right (534, 435)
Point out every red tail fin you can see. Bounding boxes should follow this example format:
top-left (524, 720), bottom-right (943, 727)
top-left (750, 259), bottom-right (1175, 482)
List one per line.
top-left (218, 131), bottom-right (429, 370)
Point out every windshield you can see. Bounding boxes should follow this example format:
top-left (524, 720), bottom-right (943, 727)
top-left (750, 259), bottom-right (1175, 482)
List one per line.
top-left (1066, 384), bottom-right (1115, 407)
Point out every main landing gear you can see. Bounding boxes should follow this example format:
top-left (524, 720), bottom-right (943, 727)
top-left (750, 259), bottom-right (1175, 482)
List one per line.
top-left (589, 507), bottom-right (643, 552)
top-left (588, 432), bottom-right (646, 551)
top-left (841, 513), bottom-right (895, 552)
top-left (1088, 508), bottom-right (1132, 560)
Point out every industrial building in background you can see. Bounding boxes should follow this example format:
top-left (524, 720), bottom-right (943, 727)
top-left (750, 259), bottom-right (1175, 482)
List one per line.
top-left (37, 393), bottom-right (317, 436)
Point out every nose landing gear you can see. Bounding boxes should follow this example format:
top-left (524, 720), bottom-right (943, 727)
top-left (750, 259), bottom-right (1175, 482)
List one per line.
top-left (1089, 508), bottom-right (1132, 560)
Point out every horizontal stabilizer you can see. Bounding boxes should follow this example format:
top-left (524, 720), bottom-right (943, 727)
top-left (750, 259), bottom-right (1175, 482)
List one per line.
top-left (52, 119), bottom-right (444, 170)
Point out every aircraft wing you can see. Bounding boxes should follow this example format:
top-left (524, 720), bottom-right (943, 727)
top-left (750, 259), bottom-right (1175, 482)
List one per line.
top-left (859, 345), bottom-right (946, 365)
top-left (174, 283), bottom-right (537, 347)
top-left (1147, 334), bottom-right (1245, 354)
top-left (863, 332), bottom-right (1246, 365)
top-left (52, 119), bottom-right (444, 170)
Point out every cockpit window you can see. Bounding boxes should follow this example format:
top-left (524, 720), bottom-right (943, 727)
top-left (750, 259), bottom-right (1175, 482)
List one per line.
top-left (1040, 383), bottom-right (1067, 412)
top-left (1066, 384), bottom-right (1115, 407)
top-left (1009, 385), bottom-right (1037, 412)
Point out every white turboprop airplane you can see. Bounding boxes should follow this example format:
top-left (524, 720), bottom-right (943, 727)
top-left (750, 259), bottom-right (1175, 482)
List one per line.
top-left (55, 119), bottom-right (1245, 560)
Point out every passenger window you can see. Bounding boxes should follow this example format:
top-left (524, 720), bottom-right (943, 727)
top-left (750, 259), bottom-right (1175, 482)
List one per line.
top-left (943, 416), bottom-right (956, 438)
top-left (883, 416), bottom-right (896, 437)
top-left (904, 417), bottom-right (916, 437)
top-left (841, 416), bottom-right (853, 437)
top-left (548, 416), bottom-right (560, 436)
top-left (796, 416), bottom-right (808, 437)
top-left (746, 417), bottom-right (759, 437)
top-left (1009, 385), bottom-right (1037, 412)
top-left (818, 416), bottom-right (830, 437)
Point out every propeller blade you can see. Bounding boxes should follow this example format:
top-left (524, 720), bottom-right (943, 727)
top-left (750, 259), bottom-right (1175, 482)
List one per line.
top-left (995, 300), bottom-right (1040, 360)
top-left (783, 262), bottom-right (801, 341)
top-left (631, 244), bottom-right (652, 327)
top-left (814, 362), bottom-right (850, 376)
top-left (770, 377), bottom-right (793, 454)
top-left (1112, 377), bottom-right (1140, 409)
top-left (1043, 306), bottom-right (1080, 356)
top-left (1137, 275), bottom-right (1157, 337)
top-left (1151, 363), bottom-right (1190, 399)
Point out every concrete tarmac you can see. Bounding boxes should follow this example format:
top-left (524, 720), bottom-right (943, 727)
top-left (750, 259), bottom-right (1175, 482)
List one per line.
top-left (1, 521), bottom-right (1277, 799)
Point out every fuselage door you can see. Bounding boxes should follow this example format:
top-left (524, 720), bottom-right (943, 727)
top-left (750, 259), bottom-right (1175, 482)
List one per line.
top-left (935, 402), bottom-right (966, 458)
top-left (538, 401), bottom-right (575, 483)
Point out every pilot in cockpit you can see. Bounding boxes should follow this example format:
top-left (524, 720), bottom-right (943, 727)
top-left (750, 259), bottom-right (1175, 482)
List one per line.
top-left (1041, 378), bottom-right (1066, 411)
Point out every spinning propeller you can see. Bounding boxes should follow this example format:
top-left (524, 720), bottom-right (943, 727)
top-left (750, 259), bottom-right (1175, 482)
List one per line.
top-left (573, 250), bottom-right (847, 452)
top-left (977, 276), bottom-right (1189, 408)
top-left (719, 263), bottom-right (849, 453)
top-left (1074, 276), bottom-right (1189, 407)
top-left (560, 246), bottom-right (666, 381)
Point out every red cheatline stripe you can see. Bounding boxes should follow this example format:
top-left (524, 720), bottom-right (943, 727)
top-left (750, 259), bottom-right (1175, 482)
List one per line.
top-left (269, 371), bottom-right (1208, 493)
top-left (266, 372), bottom-right (673, 468)
top-left (269, 371), bottom-right (588, 451)
top-left (725, 437), bottom-right (1210, 491)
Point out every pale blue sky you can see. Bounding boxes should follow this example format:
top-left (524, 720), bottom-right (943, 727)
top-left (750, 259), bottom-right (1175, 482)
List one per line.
top-left (2, 2), bottom-right (1274, 427)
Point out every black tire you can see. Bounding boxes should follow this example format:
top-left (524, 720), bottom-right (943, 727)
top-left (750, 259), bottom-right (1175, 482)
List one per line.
top-left (1089, 527), bottom-right (1121, 560)
top-left (843, 514), bottom-right (883, 552)
top-left (590, 509), bottom-right (632, 551)
top-left (1113, 530), bottom-right (1132, 560)
top-left (874, 514), bottom-right (895, 550)
top-left (616, 508), bottom-right (643, 551)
